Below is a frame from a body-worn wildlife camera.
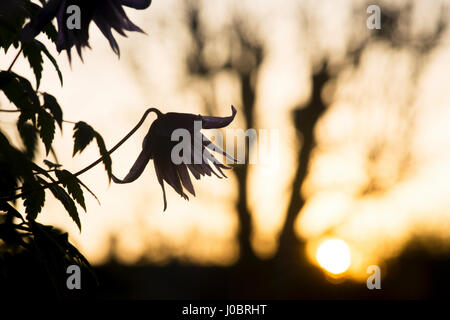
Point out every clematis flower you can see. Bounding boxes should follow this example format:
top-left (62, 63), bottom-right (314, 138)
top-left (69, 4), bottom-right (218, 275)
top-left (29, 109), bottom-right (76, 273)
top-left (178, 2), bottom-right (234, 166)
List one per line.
top-left (112, 106), bottom-right (237, 211)
top-left (21, 0), bottom-right (152, 60)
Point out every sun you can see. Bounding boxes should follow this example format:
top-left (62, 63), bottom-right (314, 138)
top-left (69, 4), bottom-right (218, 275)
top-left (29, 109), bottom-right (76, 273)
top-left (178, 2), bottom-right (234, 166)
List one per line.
top-left (316, 239), bottom-right (351, 275)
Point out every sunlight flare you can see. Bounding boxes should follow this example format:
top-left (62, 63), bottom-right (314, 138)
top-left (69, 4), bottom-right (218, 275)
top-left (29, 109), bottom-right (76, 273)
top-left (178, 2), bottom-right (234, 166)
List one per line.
top-left (316, 239), bottom-right (351, 275)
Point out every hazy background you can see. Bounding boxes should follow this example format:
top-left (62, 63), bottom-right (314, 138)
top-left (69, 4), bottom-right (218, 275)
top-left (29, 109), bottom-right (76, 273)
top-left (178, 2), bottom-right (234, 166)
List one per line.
top-left (2, 0), bottom-right (450, 297)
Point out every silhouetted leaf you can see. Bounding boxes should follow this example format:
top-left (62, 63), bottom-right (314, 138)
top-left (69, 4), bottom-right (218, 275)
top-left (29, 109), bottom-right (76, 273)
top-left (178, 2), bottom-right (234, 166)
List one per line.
top-left (30, 221), bottom-right (66, 294)
top-left (76, 177), bottom-right (100, 205)
top-left (17, 121), bottom-right (37, 159)
top-left (72, 121), bottom-right (95, 156)
top-left (94, 132), bottom-right (112, 182)
top-left (0, 202), bottom-right (23, 220)
top-left (45, 181), bottom-right (81, 231)
top-left (37, 109), bottom-right (55, 155)
top-left (55, 169), bottom-right (86, 211)
top-left (22, 40), bottom-right (43, 89)
top-left (0, 130), bottom-right (34, 202)
top-left (21, 179), bottom-right (45, 221)
top-left (42, 93), bottom-right (63, 129)
top-left (0, 210), bottom-right (28, 248)
top-left (0, 71), bottom-right (39, 120)
top-left (41, 21), bottom-right (57, 44)
top-left (31, 221), bottom-right (98, 285)
top-left (37, 40), bottom-right (63, 86)
top-left (0, 1), bottom-right (26, 52)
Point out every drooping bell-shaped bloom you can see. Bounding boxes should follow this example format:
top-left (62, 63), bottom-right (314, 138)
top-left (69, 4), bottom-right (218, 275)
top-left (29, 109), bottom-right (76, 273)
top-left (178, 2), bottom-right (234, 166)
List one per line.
top-left (112, 106), bottom-right (237, 211)
top-left (21, 0), bottom-right (152, 61)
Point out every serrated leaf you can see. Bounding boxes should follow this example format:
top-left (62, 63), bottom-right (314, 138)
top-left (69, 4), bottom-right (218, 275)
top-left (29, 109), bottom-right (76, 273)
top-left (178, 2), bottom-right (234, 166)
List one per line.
top-left (22, 179), bottom-right (45, 221)
top-left (55, 169), bottom-right (86, 211)
top-left (0, 130), bottom-right (35, 202)
top-left (42, 93), bottom-right (62, 129)
top-left (37, 40), bottom-right (63, 86)
top-left (0, 1), bottom-right (27, 52)
top-left (15, 72), bottom-right (39, 106)
top-left (94, 132), bottom-right (112, 182)
top-left (2, 202), bottom-right (23, 220)
top-left (76, 177), bottom-right (100, 205)
top-left (37, 109), bottom-right (55, 155)
top-left (0, 71), bottom-right (39, 117)
top-left (42, 22), bottom-right (58, 44)
top-left (17, 121), bottom-right (38, 159)
top-left (72, 121), bottom-right (95, 156)
top-left (22, 40), bottom-right (43, 89)
top-left (46, 182), bottom-right (81, 231)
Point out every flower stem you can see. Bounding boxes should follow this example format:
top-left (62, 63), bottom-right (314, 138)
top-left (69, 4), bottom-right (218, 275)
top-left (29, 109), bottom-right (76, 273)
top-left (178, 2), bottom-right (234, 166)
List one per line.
top-left (2, 108), bottom-right (161, 202)
top-left (7, 47), bottom-right (23, 72)
top-left (74, 108), bottom-right (160, 176)
top-left (0, 109), bottom-right (21, 112)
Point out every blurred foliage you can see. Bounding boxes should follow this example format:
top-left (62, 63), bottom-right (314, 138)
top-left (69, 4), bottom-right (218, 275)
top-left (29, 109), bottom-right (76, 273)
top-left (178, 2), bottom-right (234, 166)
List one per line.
top-left (0, 0), bottom-right (112, 297)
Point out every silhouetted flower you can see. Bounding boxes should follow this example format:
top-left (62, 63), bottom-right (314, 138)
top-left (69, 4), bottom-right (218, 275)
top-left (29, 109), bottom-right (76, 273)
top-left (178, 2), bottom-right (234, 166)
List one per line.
top-left (22, 0), bottom-right (152, 60)
top-left (112, 106), bottom-right (237, 211)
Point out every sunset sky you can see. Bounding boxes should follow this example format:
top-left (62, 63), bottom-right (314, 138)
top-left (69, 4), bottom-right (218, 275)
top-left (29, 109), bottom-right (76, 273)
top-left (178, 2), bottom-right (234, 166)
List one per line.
top-left (2, 0), bottom-right (450, 282)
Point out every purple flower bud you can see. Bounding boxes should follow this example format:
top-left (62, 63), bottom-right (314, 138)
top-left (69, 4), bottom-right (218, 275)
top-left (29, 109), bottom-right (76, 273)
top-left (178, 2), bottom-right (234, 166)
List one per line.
top-left (112, 106), bottom-right (238, 211)
top-left (21, 0), bottom-right (152, 61)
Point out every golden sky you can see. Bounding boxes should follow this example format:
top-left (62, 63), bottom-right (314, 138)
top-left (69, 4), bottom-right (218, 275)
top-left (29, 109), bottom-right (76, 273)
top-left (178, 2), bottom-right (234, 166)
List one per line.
top-left (2, 0), bottom-right (450, 281)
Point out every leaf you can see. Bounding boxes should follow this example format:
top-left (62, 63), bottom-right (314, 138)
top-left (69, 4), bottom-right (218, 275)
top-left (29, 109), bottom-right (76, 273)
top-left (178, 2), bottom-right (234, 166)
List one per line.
top-left (1, 202), bottom-right (23, 220)
top-left (21, 179), bottom-right (45, 221)
top-left (0, 71), bottom-right (39, 119)
top-left (0, 130), bottom-right (35, 202)
top-left (72, 122), bottom-right (112, 183)
top-left (22, 40), bottom-right (43, 89)
top-left (76, 177), bottom-right (100, 205)
top-left (30, 221), bottom-right (67, 294)
top-left (41, 22), bottom-right (58, 44)
top-left (42, 93), bottom-right (63, 129)
top-left (37, 109), bottom-right (55, 155)
top-left (55, 169), bottom-right (86, 211)
top-left (72, 121), bottom-right (95, 156)
top-left (36, 40), bottom-right (63, 86)
top-left (32, 221), bottom-right (98, 285)
top-left (15, 72), bottom-right (40, 106)
top-left (43, 179), bottom-right (81, 231)
top-left (17, 121), bottom-right (38, 159)
top-left (0, 1), bottom-right (26, 52)
top-left (94, 132), bottom-right (112, 182)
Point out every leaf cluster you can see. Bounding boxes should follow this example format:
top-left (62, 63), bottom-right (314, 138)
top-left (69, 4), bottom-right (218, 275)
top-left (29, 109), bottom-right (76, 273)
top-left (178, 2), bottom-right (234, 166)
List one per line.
top-left (0, 0), bottom-right (116, 295)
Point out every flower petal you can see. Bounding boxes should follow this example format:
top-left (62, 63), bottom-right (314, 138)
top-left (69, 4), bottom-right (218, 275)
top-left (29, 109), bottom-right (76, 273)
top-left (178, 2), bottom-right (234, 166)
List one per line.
top-left (94, 16), bottom-right (121, 56)
top-left (120, 0), bottom-right (152, 10)
top-left (153, 161), bottom-right (167, 211)
top-left (21, 0), bottom-right (61, 42)
top-left (187, 164), bottom-right (201, 180)
top-left (202, 149), bottom-right (224, 178)
top-left (201, 105), bottom-right (237, 129)
top-left (112, 149), bottom-right (151, 184)
top-left (202, 135), bottom-right (236, 164)
top-left (176, 164), bottom-right (195, 196)
top-left (156, 157), bottom-right (189, 200)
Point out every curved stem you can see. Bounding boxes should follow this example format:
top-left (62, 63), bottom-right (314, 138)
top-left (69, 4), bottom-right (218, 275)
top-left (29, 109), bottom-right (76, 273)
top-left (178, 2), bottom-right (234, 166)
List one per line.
top-left (2, 107), bottom-right (161, 202)
top-left (0, 109), bottom-right (21, 113)
top-left (74, 107), bottom-right (160, 177)
top-left (62, 119), bottom-right (77, 124)
top-left (7, 47), bottom-right (23, 72)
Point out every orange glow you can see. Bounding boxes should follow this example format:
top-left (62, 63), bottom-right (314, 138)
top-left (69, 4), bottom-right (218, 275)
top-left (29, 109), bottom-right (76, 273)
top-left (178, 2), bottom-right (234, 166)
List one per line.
top-left (2, 0), bottom-right (450, 285)
top-left (316, 239), bottom-right (351, 275)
